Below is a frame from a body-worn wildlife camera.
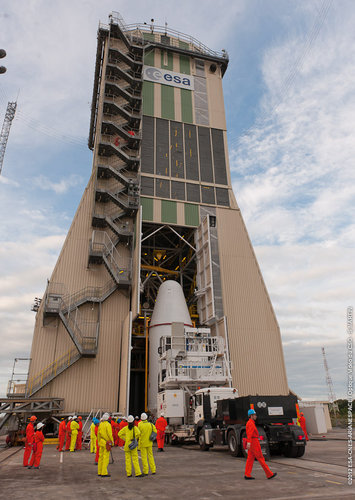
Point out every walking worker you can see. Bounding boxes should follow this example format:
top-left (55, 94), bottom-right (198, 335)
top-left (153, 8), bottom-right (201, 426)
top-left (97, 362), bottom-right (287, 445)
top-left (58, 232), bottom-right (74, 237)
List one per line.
top-left (97, 413), bottom-right (114, 477)
top-left (23, 415), bottom-right (37, 467)
top-left (65, 416), bottom-right (72, 451)
top-left (138, 412), bottom-right (156, 475)
top-left (90, 419), bottom-right (97, 454)
top-left (28, 422), bottom-right (45, 469)
top-left (244, 409), bottom-right (277, 480)
top-left (298, 412), bottom-right (309, 441)
top-left (69, 416), bottom-right (79, 452)
top-left (76, 416), bottom-right (83, 450)
top-left (118, 415), bottom-right (144, 478)
top-left (155, 413), bottom-right (168, 452)
top-left (57, 417), bottom-right (66, 452)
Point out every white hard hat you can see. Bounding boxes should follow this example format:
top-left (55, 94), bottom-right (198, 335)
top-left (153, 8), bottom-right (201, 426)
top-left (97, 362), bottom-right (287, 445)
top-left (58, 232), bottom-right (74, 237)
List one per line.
top-left (72, 415), bottom-right (77, 420)
top-left (127, 415), bottom-right (134, 423)
top-left (160, 413), bottom-right (164, 417)
top-left (141, 412), bottom-right (148, 421)
top-left (68, 416), bottom-right (72, 420)
top-left (37, 422), bottom-right (44, 430)
top-left (101, 412), bottom-right (110, 421)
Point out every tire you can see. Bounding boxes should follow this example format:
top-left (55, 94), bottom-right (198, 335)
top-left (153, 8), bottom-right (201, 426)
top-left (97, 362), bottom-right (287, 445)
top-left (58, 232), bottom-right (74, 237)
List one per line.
top-left (284, 443), bottom-right (299, 458)
top-left (227, 429), bottom-right (239, 457)
top-left (296, 445), bottom-right (305, 458)
top-left (198, 430), bottom-right (210, 451)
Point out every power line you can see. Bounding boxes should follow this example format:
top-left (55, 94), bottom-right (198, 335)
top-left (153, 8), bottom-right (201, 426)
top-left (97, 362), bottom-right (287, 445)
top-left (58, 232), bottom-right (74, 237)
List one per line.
top-left (227, 0), bottom-right (333, 151)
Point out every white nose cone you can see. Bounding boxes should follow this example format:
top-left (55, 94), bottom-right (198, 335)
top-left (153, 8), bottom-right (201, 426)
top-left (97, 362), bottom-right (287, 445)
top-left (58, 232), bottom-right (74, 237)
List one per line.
top-left (148, 280), bottom-right (192, 413)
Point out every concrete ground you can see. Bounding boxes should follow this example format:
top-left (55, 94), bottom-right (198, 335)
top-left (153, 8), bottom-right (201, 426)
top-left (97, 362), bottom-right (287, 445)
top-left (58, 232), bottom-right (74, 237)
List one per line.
top-left (0, 429), bottom-right (352, 500)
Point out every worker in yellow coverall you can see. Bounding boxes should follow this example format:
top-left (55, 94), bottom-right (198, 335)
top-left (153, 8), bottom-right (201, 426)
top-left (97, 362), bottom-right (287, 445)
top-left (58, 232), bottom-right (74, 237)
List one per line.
top-left (90, 420), bottom-right (97, 453)
top-left (69, 416), bottom-right (79, 452)
top-left (138, 412), bottom-right (157, 475)
top-left (97, 413), bottom-right (113, 477)
top-left (118, 415), bottom-right (143, 478)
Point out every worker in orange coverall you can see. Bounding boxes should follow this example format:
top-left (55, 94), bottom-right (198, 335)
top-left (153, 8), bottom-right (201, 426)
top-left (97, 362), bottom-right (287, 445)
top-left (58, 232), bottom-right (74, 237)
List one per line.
top-left (109, 417), bottom-right (119, 446)
top-left (244, 409), bottom-right (277, 480)
top-left (28, 422), bottom-right (45, 469)
top-left (298, 412), bottom-right (309, 441)
top-left (76, 416), bottom-right (83, 450)
top-left (97, 413), bottom-right (114, 477)
top-left (65, 416), bottom-right (72, 450)
top-left (118, 416), bottom-right (128, 447)
top-left (57, 418), bottom-right (66, 452)
top-left (23, 415), bottom-right (37, 466)
top-left (155, 413), bottom-right (168, 451)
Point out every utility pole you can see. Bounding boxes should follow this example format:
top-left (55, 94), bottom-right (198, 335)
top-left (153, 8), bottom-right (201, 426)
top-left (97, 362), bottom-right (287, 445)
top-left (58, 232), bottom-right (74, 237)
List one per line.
top-left (321, 347), bottom-right (338, 425)
top-left (0, 101), bottom-right (17, 176)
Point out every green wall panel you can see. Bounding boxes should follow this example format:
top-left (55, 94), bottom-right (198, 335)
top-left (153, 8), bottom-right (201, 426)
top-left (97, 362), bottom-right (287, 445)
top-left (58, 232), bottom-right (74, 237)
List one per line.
top-left (184, 203), bottom-right (199, 226)
top-left (161, 85), bottom-right (175, 120)
top-left (179, 55), bottom-right (190, 75)
top-left (179, 41), bottom-right (190, 50)
top-left (181, 89), bottom-right (193, 124)
top-left (161, 200), bottom-right (177, 224)
top-left (144, 46), bottom-right (155, 65)
top-left (143, 81), bottom-right (154, 117)
top-left (141, 197), bottom-right (154, 221)
top-left (161, 50), bottom-right (173, 70)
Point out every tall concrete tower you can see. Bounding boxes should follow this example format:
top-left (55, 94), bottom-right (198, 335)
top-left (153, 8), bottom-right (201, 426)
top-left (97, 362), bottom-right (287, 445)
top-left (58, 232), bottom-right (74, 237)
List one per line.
top-left (22, 13), bottom-right (289, 416)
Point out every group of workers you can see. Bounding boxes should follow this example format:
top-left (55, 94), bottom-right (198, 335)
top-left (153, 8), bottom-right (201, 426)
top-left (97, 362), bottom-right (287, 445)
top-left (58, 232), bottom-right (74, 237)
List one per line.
top-left (57, 415), bottom-right (83, 452)
top-left (89, 412), bottom-right (168, 478)
top-left (23, 410), bottom-right (168, 478)
top-left (22, 415), bottom-right (45, 469)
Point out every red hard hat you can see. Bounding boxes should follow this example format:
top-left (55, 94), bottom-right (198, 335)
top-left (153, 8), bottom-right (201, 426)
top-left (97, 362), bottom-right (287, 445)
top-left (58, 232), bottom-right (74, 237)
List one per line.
top-left (30, 415), bottom-right (37, 421)
top-left (78, 416), bottom-right (82, 420)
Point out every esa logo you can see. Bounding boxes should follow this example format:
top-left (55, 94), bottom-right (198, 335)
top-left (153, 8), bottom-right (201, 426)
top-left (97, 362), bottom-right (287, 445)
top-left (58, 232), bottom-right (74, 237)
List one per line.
top-left (144, 66), bottom-right (193, 90)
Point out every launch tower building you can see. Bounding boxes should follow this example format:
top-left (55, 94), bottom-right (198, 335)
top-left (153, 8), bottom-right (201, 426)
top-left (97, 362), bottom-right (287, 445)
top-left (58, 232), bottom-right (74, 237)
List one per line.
top-left (20, 13), bottom-right (289, 415)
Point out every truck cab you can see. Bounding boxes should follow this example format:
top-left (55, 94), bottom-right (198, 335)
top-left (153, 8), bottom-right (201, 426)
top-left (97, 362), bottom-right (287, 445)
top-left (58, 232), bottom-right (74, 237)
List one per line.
top-left (193, 387), bottom-right (238, 425)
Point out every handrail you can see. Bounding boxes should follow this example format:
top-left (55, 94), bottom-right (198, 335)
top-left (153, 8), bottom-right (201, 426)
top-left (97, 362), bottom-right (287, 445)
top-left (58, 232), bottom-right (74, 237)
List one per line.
top-left (26, 347), bottom-right (80, 396)
top-left (99, 15), bottom-right (227, 60)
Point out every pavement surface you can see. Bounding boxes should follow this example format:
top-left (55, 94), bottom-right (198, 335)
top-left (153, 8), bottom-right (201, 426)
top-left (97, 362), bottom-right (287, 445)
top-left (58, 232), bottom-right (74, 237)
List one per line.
top-left (0, 429), bottom-right (353, 500)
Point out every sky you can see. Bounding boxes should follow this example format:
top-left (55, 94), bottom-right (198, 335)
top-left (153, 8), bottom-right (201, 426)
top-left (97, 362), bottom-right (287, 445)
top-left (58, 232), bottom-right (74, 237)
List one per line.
top-left (0, 0), bottom-right (353, 401)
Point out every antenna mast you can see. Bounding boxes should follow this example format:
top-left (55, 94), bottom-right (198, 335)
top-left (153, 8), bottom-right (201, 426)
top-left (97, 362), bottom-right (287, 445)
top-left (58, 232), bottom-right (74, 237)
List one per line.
top-left (0, 101), bottom-right (17, 176)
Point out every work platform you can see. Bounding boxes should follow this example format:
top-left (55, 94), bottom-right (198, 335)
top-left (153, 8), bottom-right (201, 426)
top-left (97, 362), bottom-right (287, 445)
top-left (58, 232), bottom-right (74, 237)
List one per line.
top-left (0, 429), bottom-right (352, 500)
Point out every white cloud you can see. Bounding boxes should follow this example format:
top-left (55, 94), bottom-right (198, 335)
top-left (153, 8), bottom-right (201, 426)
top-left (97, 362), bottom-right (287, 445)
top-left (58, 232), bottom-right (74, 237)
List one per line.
top-left (33, 174), bottom-right (83, 194)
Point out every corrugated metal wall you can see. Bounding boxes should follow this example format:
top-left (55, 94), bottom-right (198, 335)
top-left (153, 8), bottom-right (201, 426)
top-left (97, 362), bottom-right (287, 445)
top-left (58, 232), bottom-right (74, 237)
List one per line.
top-left (216, 207), bottom-right (289, 396)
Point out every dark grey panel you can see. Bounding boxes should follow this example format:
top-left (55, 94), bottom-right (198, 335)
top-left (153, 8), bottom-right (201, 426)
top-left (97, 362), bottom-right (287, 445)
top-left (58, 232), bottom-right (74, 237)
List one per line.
top-left (201, 185), bottom-right (215, 205)
top-left (212, 129), bottom-right (227, 185)
top-left (171, 181), bottom-right (185, 200)
top-left (184, 124), bottom-right (199, 181)
top-left (156, 178), bottom-right (170, 198)
top-left (198, 127), bottom-right (213, 183)
top-left (161, 35), bottom-right (170, 45)
top-left (141, 176), bottom-right (154, 196)
top-left (141, 115), bottom-right (154, 174)
top-left (156, 118), bottom-right (170, 176)
top-left (170, 121), bottom-right (184, 179)
top-left (216, 187), bottom-right (229, 206)
top-left (186, 183), bottom-right (200, 203)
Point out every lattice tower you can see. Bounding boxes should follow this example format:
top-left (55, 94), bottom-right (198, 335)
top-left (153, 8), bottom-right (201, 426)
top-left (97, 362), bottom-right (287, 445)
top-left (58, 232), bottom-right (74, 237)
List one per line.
top-left (0, 101), bottom-right (17, 176)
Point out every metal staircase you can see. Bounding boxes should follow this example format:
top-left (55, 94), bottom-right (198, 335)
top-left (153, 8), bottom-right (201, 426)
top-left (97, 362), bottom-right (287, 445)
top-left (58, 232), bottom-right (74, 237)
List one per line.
top-left (89, 18), bottom-right (142, 288)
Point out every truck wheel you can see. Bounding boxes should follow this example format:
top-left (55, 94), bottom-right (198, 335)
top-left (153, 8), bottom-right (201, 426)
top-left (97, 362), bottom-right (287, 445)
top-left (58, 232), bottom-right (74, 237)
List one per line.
top-left (198, 430), bottom-right (210, 451)
top-left (284, 444), bottom-right (299, 458)
top-left (296, 445), bottom-right (305, 458)
top-left (227, 430), bottom-right (239, 457)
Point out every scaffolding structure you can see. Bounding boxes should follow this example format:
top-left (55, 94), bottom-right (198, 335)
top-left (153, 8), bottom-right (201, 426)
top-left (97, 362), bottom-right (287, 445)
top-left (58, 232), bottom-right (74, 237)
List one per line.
top-left (0, 101), bottom-right (17, 175)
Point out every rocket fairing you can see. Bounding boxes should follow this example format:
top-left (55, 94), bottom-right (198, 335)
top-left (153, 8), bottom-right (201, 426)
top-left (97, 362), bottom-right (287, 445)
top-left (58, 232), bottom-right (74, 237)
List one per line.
top-left (148, 280), bottom-right (193, 413)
